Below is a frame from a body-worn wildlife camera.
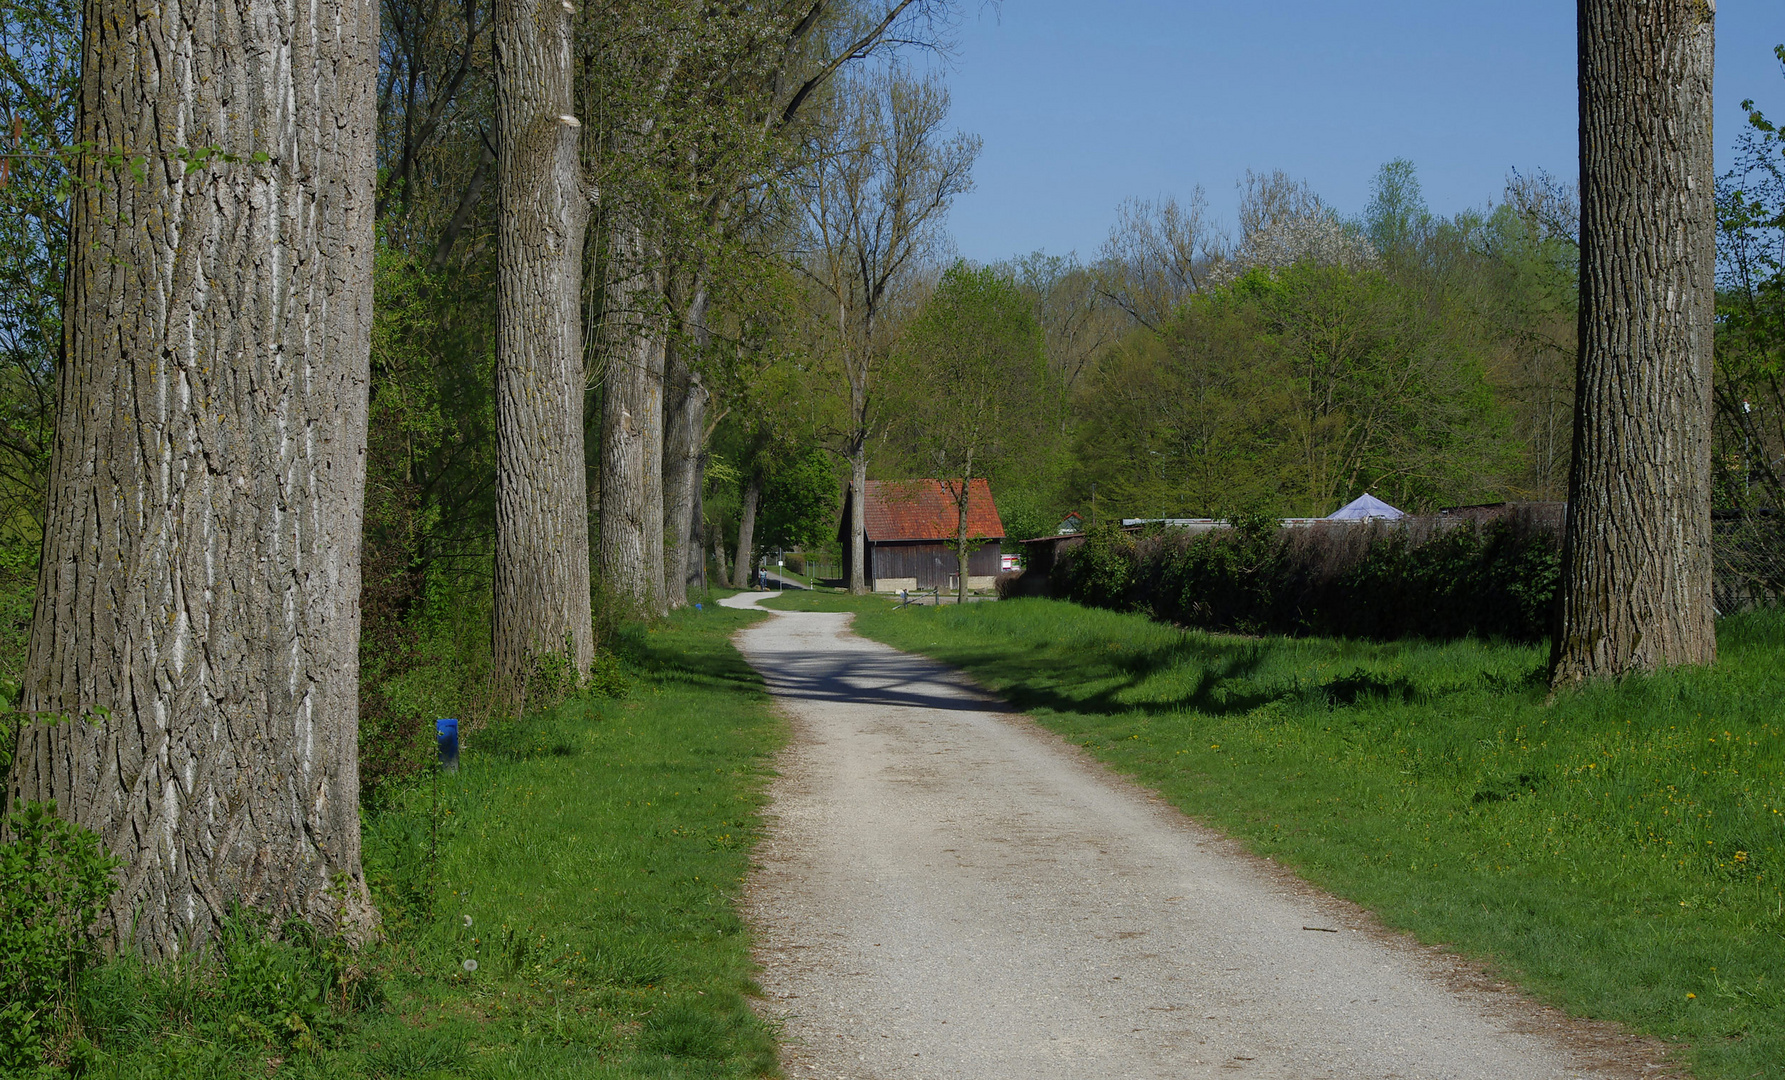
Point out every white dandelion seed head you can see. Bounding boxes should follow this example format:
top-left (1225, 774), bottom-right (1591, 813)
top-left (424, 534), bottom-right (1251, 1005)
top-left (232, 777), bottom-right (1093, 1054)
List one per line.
top-left (463, 959), bottom-right (478, 972)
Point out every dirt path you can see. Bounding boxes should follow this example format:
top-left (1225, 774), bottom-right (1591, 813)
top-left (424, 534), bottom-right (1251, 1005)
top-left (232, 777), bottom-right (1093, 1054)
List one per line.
top-left (722, 594), bottom-right (1672, 1079)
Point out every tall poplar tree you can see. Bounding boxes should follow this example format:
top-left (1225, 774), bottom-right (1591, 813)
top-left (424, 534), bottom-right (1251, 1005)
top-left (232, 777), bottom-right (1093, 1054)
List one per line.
top-left (8, 0), bottom-right (380, 957)
top-left (1552, 0), bottom-right (1718, 684)
top-left (493, 0), bottom-right (595, 694)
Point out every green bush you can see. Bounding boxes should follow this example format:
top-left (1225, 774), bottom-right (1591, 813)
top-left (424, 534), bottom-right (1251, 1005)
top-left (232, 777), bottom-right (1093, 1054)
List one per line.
top-left (586, 648), bottom-right (631, 699)
top-left (1050, 521), bottom-right (1135, 609)
top-left (0, 801), bottom-right (121, 1070)
top-left (1054, 512), bottom-right (1562, 642)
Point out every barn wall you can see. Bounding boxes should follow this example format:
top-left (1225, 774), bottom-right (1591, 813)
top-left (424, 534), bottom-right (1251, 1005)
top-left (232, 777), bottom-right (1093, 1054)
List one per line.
top-left (870, 540), bottom-right (1002, 589)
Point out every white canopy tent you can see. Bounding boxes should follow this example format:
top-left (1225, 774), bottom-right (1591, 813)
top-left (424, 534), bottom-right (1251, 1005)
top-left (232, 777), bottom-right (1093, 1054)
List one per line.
top-left (1326, 493), bottom-right (1405, 521)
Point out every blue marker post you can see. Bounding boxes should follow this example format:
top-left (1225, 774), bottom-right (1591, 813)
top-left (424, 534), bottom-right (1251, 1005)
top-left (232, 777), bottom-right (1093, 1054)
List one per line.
top-left (436, 718), bottom-right (460, 772)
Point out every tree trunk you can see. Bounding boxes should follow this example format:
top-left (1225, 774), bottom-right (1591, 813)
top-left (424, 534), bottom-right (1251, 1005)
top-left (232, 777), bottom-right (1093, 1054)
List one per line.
top-left (642, 322), bottom-right (667, 614)
top-left (663, 286), bottom-right (709, 609)
top-left (9, 0), bottom-right (379, 959)
top-left (956, 489), bottom-right (971, 605)
top-left (493, 0), bottom-right (594, 706)
top-left (848, 448), bottom-right (868, 594)
top-left (708, 493), bottom-right (728, 588)
top-left (598, 224), bottom-right (664, 614)
top-left (733, 474), bottom-right (761, 588)
top-left (691, 454), bottom-right (710, 593)
top-left (1552, 0), bottom-right (1717, 686)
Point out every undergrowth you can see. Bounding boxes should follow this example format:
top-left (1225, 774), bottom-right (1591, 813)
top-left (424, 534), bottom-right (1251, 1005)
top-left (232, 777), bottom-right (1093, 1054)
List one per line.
top-left (1, 595), bottom-right (782, 1079)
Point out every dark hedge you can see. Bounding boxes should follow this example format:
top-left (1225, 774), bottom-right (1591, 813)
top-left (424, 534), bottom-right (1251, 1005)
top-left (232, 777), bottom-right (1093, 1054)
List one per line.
top-left (1047, 511), bottom-right (1562, 642)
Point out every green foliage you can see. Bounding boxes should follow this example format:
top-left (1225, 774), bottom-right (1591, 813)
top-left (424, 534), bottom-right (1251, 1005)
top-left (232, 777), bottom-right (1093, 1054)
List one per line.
top-left (851, 600), bottom-right (1785, 1080)
top-left (584, 648), bottom-right (632, 700)
top-left (756, 447), bottom-right (840, 553)
top-left (0, 0), bottom-right (78, 546)
top-left (1715, 44), bottom-right (1785, 511)
top-left (1363, 157), bottom-right (1432, 260)
top-left (1051, 521), bottom-right (1133, 610)
top-left (356, 245), bottom-right (505, 804)
top-left (59, 910), bottom-right (380, 1075)
top-left (1070, 251), bottom-right (1514, 518)
top-left (14, 605), bottom-right (779, 1078)
top-left (0, 802), bottom-right (120, 1070)
top-left (887, 261), bottom-right (1055, 491)
top-left (1053, 515), bottom-right (1561, 642)
top-left (211, 913), bottom-right (377, 1051)
top-left (350, 603), bottom-right (781, 1080)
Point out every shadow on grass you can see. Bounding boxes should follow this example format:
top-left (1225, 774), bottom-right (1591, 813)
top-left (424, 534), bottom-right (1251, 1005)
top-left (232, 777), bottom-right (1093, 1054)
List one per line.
top-left (877, 620), bottom-right (1546, 724)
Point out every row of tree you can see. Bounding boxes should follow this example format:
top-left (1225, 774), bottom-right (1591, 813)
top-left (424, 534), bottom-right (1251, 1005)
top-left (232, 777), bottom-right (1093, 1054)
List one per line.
top-left (0, 0), bottom-right (989, 958)
top-left (0, 0), bottom-right (1771, 963)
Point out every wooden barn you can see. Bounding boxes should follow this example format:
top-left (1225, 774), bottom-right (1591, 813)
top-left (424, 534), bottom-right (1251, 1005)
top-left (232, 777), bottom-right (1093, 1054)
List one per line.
top-left (839, 479), bottom-right (1006, 592)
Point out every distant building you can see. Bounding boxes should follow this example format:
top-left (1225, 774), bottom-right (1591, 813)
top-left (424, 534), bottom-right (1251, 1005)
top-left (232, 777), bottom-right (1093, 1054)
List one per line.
top-left (839, 479), bottom-right (1006, 592)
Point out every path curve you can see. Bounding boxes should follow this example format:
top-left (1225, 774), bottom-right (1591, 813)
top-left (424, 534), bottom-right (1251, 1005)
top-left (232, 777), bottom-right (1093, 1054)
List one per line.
top-left (722, 593), bottom-right (1668, 1079)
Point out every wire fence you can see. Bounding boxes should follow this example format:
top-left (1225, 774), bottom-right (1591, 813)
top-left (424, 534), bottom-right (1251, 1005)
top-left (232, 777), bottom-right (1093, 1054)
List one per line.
top-left (1713, 512), bottom-right (1785, 614)
top-left (785, 547), bottom-right (842, 584)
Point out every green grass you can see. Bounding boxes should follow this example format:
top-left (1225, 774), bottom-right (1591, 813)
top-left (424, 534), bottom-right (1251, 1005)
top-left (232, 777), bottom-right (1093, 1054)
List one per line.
top-left (59, 601), bottom-right (784, 1079)
top-left (756, 590), bottom-right (891, 613)
top-left (848, 597), bottom-right (1785, 1080)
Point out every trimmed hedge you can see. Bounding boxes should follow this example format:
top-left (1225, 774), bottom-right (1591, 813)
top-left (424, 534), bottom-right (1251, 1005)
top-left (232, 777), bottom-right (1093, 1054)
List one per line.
top-left (1049, 511), bottom-right (1561, 642)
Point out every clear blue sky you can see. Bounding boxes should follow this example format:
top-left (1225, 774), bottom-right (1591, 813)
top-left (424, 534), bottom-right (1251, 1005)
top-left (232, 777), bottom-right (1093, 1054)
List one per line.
top-left (940, 1), bottom-right (1785, 264)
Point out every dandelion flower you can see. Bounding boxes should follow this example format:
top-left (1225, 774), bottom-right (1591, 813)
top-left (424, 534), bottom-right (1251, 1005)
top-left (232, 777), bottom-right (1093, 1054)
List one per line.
top-left (463, 959), bottom-right (478, 972)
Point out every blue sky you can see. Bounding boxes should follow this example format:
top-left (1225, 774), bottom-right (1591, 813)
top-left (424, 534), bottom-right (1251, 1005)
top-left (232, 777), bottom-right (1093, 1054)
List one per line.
top-left (939, 1), bottom-right (1785, 264)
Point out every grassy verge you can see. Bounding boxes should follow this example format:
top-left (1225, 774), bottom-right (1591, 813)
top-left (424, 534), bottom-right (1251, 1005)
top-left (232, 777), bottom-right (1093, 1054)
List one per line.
top-left (846, 597), bottom-right (1785, 1080)
top-left (59, 600), bottom-right (783, 1079)
top-left (756, 591), bottom-right (890, 613)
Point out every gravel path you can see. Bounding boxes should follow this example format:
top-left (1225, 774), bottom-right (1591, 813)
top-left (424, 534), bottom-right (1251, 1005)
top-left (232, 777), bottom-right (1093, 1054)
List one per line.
top-left (722, 594), bottom-right (1672, 1080)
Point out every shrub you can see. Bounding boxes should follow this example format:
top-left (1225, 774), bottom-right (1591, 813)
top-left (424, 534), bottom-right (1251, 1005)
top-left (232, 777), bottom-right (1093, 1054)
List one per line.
top-left (587, 649), bottom-right (632, 699)
top-left (1050, 522), bottom-right (1135, 609)
top-left (1052, 511), bottom-right (1562, 642)
top-left (0, 801), bottom-right (121, 1070)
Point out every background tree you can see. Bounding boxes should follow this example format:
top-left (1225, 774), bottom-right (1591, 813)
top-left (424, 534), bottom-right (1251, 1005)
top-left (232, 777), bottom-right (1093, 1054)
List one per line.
top-left (1093, 192), bottom-right (1221, 331)
top-left (757, 447), bottom-right (843, 555)
top-left (887, 262), bottom-right (1049, 601)
top-left (796, 66), bottom-right (978, 593)
top-left (0, 0), bottom-right (75, 558)
top-left (1551, 0), bottom-right (1718, 685)
top-left (1070, 292), bottom-right (1285, 516)
top-left (1715, 45), bottom-right (1785, 511)
top-left (8, 0), bottom-right (380, 956)
top-left (1007, 250), bottom-right (1124, 399)
top-left (1476, 170), bottom-right (1580, 500)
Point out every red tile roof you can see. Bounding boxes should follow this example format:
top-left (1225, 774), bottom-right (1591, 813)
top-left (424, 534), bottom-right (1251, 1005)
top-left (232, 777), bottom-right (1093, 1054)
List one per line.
top-left (862, 479), bottom-right (1004, 542)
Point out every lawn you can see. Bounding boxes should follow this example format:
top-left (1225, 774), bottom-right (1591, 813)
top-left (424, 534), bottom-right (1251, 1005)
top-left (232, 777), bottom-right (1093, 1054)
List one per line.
top-left (840, 597), bottom-right (1785, 1080)
top-left (59, 600), bottom-right (784, 1079)
top-left (756, 590), bottom-right (892, 613)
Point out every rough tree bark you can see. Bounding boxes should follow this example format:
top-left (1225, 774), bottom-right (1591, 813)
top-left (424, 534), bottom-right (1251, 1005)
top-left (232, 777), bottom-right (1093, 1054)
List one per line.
top-left (599, 223), bottom-right (666, 614)
top-left (662, 286), bottom-right (709, 609)
top-left (848, 447), bottom-right (868, 594)
top-left (493, 0), bottom-right (595, 703)
top-left (8, 0), bottom-right (379, 958)
top-left (732, 473), bottom-right (762, 589)
top-left (1551, 0), bottom-right (1718, 685)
